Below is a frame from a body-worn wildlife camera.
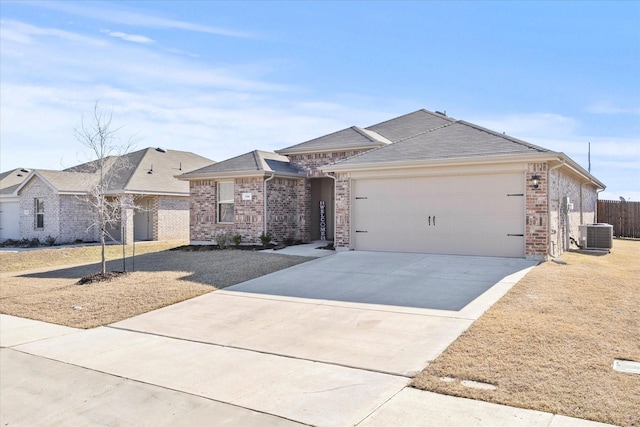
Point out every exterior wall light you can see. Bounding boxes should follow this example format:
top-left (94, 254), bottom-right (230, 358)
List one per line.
top-left (531, 174), bottom-right (540, 189)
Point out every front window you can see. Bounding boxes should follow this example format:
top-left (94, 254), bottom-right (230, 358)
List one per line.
top-left (217, 181), bottom-right (234, 223)
top-left (35, 198), bottom-right (44, 228)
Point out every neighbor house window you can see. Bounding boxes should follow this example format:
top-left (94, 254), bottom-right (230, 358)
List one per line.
top-left (35, 198), bottom-right (44, 229)
top-left (217, 181), bottom-right (234, 223)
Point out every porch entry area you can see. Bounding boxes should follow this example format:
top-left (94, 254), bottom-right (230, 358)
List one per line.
top-left (134, 197), bottom-right (154, 241)
top-left (310, 177), bottom-right (334, 241)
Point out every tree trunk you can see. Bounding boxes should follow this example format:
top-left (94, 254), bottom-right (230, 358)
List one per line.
top-left (100, 230), bottom-right (106, 275)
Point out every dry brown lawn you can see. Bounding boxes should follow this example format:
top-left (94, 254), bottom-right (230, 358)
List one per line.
top-left (0, 243), bottom-right (313, 329)
top-left (412, 239), bottom-right (640, 427)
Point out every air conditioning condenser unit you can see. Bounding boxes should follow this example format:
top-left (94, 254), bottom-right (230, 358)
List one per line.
top-left (579, 223), bottom-right (613, 251)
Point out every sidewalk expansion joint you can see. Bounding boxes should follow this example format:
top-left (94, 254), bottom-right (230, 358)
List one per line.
top-left (106, 325), bottom-right (413, 379)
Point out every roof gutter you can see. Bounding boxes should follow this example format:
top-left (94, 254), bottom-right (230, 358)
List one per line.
top-left (547, 160), bottom-right (564, 258)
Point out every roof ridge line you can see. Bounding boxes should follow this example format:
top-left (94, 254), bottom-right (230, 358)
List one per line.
top-left (120, 148), bottom-right (150, 190)
top-left (393, 120), bottom-right (458, 143)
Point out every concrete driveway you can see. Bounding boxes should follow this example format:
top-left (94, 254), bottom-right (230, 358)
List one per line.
top-left (2, 250), bottom-right (543, 427)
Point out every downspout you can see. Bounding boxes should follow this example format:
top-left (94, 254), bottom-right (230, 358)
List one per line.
top-left (323, 172), bottom-right (337, 243)
top-left (547, 161), bottom-right (564, 258)
top-left (264, 173), bottom-right (275, 235)
top-left (596, 187), bottom-right (606, 222)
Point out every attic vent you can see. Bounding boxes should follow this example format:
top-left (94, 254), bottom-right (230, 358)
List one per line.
top-left (156, 147), bottom-right (167, 153)
top-left (435, 110), bottom-right (447, 116)
top-left (20, 168), bottom-right (30, 173)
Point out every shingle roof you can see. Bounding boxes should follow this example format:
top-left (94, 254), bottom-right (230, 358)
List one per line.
top-left (0, 168), bottom-right (30, 196)
top-left (118, 148), bottom-right (213, 193)
top-left (365, 109), bottom-right (455, 142)
top-left (276, 126), bottom-right (391, 155)
top-left (36, 170), bottom-right (99, 193)
top-left (179, 150), bottom-right (304, 179)
top-left (19, 148), bottom-right (214, 195)
top-left (325, 120), bottom-right (551, 167)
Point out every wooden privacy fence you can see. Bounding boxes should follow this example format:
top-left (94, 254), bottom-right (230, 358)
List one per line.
top-left (597, 200), bottom-right (640, 238)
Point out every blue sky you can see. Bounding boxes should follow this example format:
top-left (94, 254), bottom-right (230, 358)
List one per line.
top-left (1, 0), bottom-right (638, 200)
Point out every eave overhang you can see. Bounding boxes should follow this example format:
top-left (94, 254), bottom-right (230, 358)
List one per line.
top-left (321, 151), bottom-right (605, 190)
top-left (175, 170), bottom-right (307, 181)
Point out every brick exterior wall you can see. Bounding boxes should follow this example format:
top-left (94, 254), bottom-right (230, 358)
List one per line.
top-left (18, 178), bottom-right (99, 243)
top-left (189, 178), bottom-right (266, 244)
top-left (187, 150), bottom-right (369, 245)
top-left (155, 196), bottom-right (190, 241)
top-left (19, 179), bottom-right (61, 241)
top-left (334, 173), bottom-right (351, 249)
top-left (288, 150), bottom-right (370, 177)
top-left (548, 167), bottom-right (598, 257)
top-left (525, 163), bottom-right (548, 260)
top-left (59, 195), bottom-right (99, 243)
top-left (267, 177), bottom-right (303, 242)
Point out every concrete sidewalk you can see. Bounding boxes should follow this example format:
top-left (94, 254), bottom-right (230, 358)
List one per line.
top-left (0, 248), bottom-right (618, 427)
top-left (1, 316), bottom-right (615, 427)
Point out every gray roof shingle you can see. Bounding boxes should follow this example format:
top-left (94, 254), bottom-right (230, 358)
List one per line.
top-left (17, 148), bottom-right (214, 195)
top-left (366, 109), bottom-right (455, 142)
top-left (325, 120), bottom-right (551, 167)
top-left (276, 126), bottom-right (391, 155)
top-left (0, 168), bottom-right (30, 196)
top-left (180, 150), bottom-right (303, 178)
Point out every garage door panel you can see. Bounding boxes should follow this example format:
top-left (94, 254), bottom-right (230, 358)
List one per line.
top-left (353, 174), bottom-right (525, 257)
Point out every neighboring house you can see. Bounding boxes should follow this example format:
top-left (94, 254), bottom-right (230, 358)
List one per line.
top-left (8, 148), bottom-right (214, 244)
top-left (181, 109), bottom-right (605, 260)
top-left (0, 168), bottom-right (31, 240)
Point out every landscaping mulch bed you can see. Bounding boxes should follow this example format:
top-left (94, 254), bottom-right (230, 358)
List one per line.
top-left (76, 271), bottom-right (128, 285)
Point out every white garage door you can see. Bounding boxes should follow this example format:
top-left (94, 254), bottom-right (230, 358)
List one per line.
top-left (352, 173), bottom-right (525, 257)
top-left (0, 200), bottom-right (20, 241)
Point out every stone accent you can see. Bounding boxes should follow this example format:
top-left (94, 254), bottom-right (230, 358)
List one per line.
top-left (525, 163), bottom-right (548, 260)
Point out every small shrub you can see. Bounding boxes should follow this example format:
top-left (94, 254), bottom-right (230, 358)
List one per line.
top-left (232, 233), bottom-right (242, 247)
top-left (215, 232), bottom-right (231, 249)
top-left (45, 235), bottom-right (57, 246)
top-left (0, 239), bottom-right (18, 247)
top-left (28, 237), bottom-right (40, 247)
top-left (74, 239), bottom-right (84, 244)
top-left (259, 231), bottom-right (273, 248)
top-left (284, 236), bottom-right (294, 246)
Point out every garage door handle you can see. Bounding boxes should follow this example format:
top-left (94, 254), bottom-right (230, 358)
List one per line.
top-left (507, 234), bottom-right (524, 237)
top-left (356, 230), bottom-right (368, 233)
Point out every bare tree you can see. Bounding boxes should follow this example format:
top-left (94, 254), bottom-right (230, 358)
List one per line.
top-left (74, 102), bottom-right (136, 275)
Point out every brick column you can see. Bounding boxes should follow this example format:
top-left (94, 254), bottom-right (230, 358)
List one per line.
top-left (525, 163), bottom-right (548, 260)
top-left (334, 173), bottom-right (351, 249)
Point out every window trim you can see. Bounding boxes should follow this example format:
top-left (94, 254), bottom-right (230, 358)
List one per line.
top-left (35, 198), bottom-right (45, 229)
top-left (217, 181), bottom-right (235, 224)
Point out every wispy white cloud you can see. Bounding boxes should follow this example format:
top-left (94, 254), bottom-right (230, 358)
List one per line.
top-left (0, 19), bottom-right (107, 46)
top-left (101, 30), bottom-right (155, 44)
top-left (586, 101), bottom-right (640, 116)
top-left (31, 1), bottom-right (254, 38)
